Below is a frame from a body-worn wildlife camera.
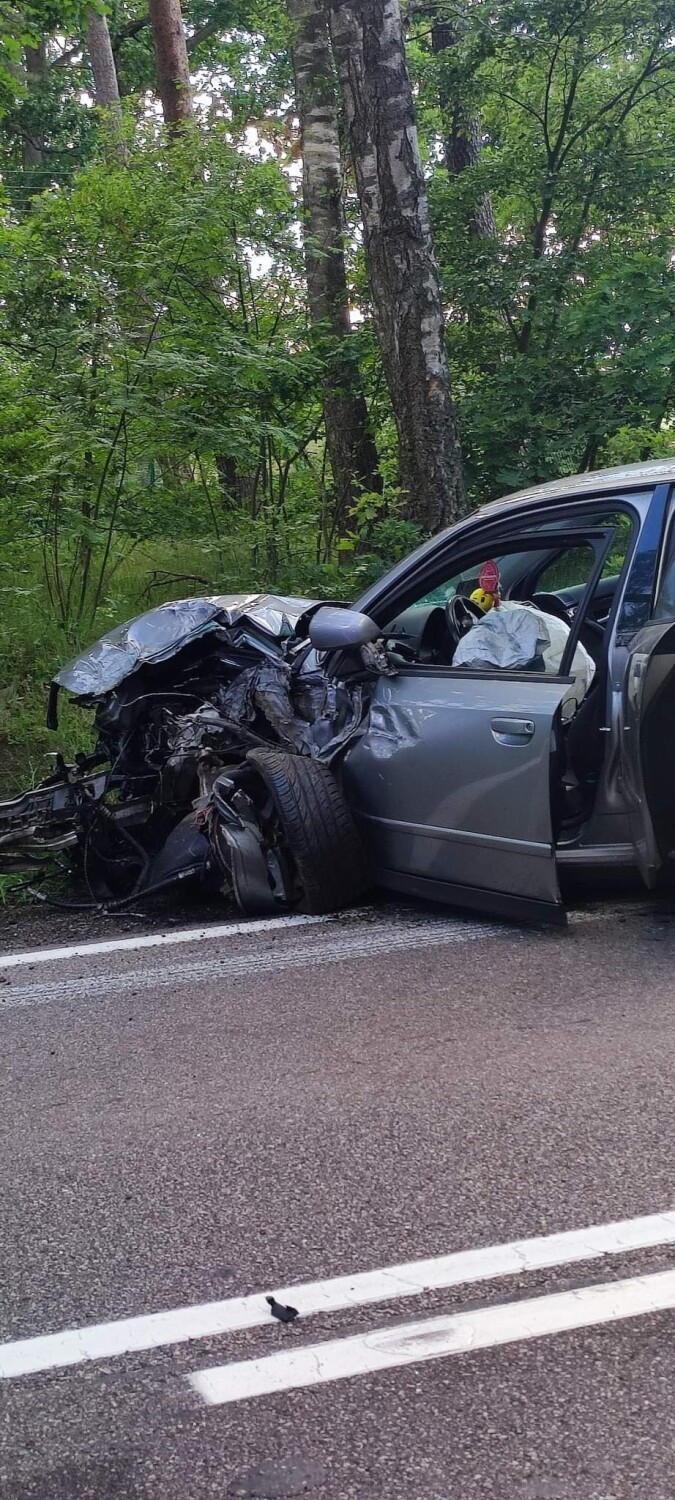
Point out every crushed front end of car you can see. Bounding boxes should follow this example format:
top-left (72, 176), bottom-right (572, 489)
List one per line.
top-left (0, 594), bottom-right (373, 916)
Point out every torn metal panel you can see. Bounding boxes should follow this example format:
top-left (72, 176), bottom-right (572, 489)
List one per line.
top-left (54, 594), bottom-right (314, 700)
top-left (359, 640), bottom-right (397, 677)
top-left (139, 813), bottom-right (213, 894)
top-left (292, 677), bottom-right (367, 763)
top-left (215, 662), bottom-right (369, 764)
top-left (366, 703), bottom-right (421, 760)
top-left (216, 661), bottom-right (316, 757)
top-left (208, 771), bottom-right (296, 913)
top-left (3, 589), bottom-right (377, 908)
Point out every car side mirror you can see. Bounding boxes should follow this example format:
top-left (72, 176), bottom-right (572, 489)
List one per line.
top-left (308, 606), bottom-right (381, 652)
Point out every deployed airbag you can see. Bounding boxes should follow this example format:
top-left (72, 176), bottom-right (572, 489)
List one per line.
top-left (453, 602), bottom-right (595, 707)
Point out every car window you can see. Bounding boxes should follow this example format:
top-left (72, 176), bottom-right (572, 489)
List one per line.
top-left (410, 509), bottom-right (632, 616)
top-left (529, 509), bottom-right (631, 590)
top-left (382, 526), bottom-right (622, 694)
top-left (403, 541), bottom-right (592, 617)
top-left (414, 549), bottom-right (547, 609)
top-left (416, 565), bottom-right (501, 608)
top-left (535, 545), bottom-right (596, 593)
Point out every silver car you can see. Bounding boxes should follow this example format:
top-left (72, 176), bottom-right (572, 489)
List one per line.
top-left (308, 457), bottom-right (675, 923)
top-left (3, 458), bottom-right (675, 925)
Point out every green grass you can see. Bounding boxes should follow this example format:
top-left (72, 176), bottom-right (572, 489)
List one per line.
top-left (0, 540), bottom-right (227, 798)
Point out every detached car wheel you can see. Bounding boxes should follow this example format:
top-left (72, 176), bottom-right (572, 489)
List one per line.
top-left (246, 748), bottom-right (370, 914)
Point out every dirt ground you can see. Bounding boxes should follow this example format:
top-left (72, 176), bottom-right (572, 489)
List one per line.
top-left (0, 887), bottom-right (236, 955)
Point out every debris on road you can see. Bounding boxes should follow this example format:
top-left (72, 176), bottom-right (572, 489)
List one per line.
top-left (266, 1297), bottom-right (300, 1325)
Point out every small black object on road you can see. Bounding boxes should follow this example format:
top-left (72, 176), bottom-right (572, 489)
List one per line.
top-left (266, 1295), bottom-right (299, 1324)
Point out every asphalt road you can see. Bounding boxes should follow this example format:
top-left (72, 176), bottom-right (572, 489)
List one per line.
top-left (2, 894), bottom-right (675, 1499)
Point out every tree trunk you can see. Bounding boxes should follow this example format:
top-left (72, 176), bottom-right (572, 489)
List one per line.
top-left (288, 0), bottom-right (380, 535)
top-left (147, 0), bottom-right (193, 128)
top-left (431, 19), bottom-right (495, 239)
top-left (325, 0), bottom-right (465, 532)
top-left (86, 8), bottom-right (127, 160)
top-left (22, 43), bottom-right (47, 173)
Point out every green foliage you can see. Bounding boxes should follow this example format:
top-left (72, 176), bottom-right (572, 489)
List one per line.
top-left (415, 0), bottom-right (675, 501)
top-left (3, 0), bottom-right (675, 793)
top-left (0, 124), bottom-right (335, 635)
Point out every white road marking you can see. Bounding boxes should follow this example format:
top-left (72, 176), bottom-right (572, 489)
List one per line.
top-left (2, 1210), bottom-right (675, 1380)
top-left (0, 895), bottom-right (624, 973)
top-left (0, 912), bottom-right (333, 971)
top-left (189, 1266), bottom-right (675, 1406)
top-left (0, 917), bottom-right (503, 1010)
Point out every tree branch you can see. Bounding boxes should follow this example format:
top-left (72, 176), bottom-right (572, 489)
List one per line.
top-left (493, 81), bottom-right (546, 128)
top-left (549, 32), bottom-right (586, 167)
top-left (186, 18), bottom-right (223, 55)
top-left (559, 43), bottom-right (673, 166)
top-left (51, 42), bottom-right (83, 70)
top-left (111, 17), bottom-right (151, 56)
top-left (111, 11), bottom-right (224, 59)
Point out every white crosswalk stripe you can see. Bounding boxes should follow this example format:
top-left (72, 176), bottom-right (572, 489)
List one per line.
top-left (190, 1267), bottom-right (675, 1407)
top-left (2, 1209), bottom-right (675, 1381)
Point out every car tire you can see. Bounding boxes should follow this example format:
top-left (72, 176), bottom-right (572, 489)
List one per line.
top-left (246, 748), bottom-right (370, 914)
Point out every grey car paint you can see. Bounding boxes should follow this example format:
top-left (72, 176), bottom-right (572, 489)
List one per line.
top-left (342, 672), bottom-right (570, 920)
top-left (620, 617), bottom-right (675, 886)
top-left (308, 606), bottom-right (381, 652)
top-left (352, 458), bottom-right (675, 623)
top-left (330, 471), bottom-right (675, 922)
top-left (5, 459), bottom-right (675, 925)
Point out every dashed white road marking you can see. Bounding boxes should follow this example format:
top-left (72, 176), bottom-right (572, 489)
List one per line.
top-left (0, 916), bottom-right (504, 1010)
top-left (190, 1266), bottom-right (675, 1406)
top-left (2, 1210), bottom-right (675, 1380)
top-left (0, 912), bottom-right (333, 971)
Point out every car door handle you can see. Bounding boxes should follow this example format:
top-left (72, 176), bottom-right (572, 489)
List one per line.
top-left (491, 717), bottom-right (535, 744)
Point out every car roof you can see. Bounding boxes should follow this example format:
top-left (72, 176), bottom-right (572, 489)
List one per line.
top-left (479, 458), bottom-right (675, 516)
top-left (355, 459), bottom-right (675, 615)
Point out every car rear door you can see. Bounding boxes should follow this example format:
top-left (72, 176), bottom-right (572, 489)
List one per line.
top-left (619, 620), bottom-right (675, 886)
top-left (615, 483), bottom-right (675, 886)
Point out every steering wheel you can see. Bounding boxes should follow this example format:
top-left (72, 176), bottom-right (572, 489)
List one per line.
top-left (531, 590), bottom-right (605, 659)
top-left (445, 594), bottom-right (485, 652)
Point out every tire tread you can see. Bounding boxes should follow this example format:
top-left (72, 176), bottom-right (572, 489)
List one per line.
top-left (247, 748), bottom-right (369, 913)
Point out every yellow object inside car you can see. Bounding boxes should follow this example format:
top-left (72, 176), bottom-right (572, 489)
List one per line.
top-left (469, 587), bottom-right (496, 613)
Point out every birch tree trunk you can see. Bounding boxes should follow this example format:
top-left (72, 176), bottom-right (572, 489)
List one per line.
top-left (325, 0), bottom-right (465, 531)
top-left (147, 0), bottom-right (193, 128)
top-left (288, 0), bottom-right (379, 536)
top-left (86, 8), bottom-right (127, 160)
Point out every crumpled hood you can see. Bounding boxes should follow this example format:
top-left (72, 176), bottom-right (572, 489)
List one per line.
top-left (53, 594), bottom-right (315, 699)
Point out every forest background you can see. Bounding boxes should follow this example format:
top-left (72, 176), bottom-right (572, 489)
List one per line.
top-left (1, 0), bottom-right (675, 791)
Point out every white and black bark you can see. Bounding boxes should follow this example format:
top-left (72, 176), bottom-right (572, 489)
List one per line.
top-left (431, 18), bottom-right (495, 238)
top-left (288, 0), bottom-right (380, 532)
top-left (86, 8), bottom-right (127, 159)
top-left (325, 0), bottom-right (465, 531)
top-left (147, 0), bottom-right (193, 128)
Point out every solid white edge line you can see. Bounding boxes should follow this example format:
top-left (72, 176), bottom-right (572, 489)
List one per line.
top-left (2, 1210), bottom-right (675, 1380)
top-left (0, 892), bottom-right (620, 972)
top-left (189, 1265), bottom-right (675, 1406)
top-left (0, 913), bottom-right (333, 971)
